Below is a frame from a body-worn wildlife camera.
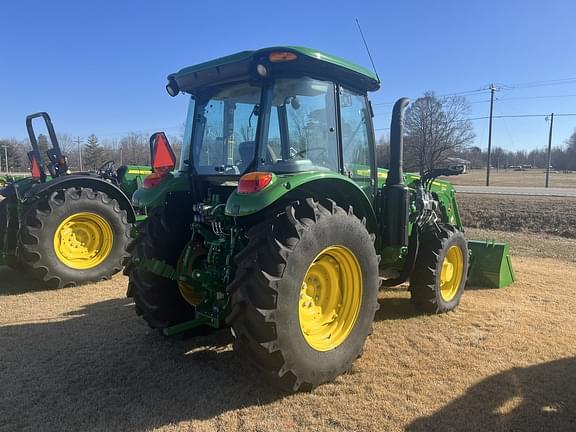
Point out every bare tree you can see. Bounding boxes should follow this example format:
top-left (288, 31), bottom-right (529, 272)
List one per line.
top-left (56, 133), bottom-right (74, 154)
top-left (404, 92), bottom-right (475, 173)
top-left (0, 138), bottom-right (26, 172)
top-left (119, 132), bottom-right (149, 165)
top-left (56, 133), bottom-right (82, 169)
top-left (375, 136), bottom-right (390, 168)
top-left (566, 130), bottom-right (576, 171)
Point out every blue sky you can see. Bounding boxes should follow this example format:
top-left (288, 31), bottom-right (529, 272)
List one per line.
top-left (1, 0), bottom-right (575, 151)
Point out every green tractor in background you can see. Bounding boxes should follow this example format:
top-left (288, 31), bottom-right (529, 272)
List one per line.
top-left (0, 112), bottom-right (150, 288)
top-left (126, 47), bottom-right (514, 391)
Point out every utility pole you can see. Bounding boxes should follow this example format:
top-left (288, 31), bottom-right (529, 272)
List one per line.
top-left (76, 136), bottom-right (83, 171)
top-left (486, 84), bottom-right (496, 186)
top-left (545, 113), bottom-right (554, 188)
top-left (3, 141), bottom-right (8, 174)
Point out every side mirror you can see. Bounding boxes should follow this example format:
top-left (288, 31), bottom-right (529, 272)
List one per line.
top-left (149, 132), bottom-right (176, 173)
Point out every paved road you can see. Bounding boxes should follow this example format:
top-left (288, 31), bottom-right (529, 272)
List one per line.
top-left (454, 185), bottom-right (576, 197)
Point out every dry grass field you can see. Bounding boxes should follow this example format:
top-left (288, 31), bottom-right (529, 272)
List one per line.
top-left (443, 168), bottom-right (576, 188)
top-left (1, 227), bottom-right (576, 432)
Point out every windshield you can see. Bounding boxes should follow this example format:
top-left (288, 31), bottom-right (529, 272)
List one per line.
top-left (192, 82), bottom-right (262, 175)
top-left (260, 77), bottom-right (338, 173)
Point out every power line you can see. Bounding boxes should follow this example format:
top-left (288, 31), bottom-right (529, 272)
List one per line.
top-left (371, 88), bottom-right (486, 106)
top-left (371, 77), bottom-right (576, 107)
top-left (467, 113), bottom-right (576, 120)
top-left (372, 93), bottom-right (576, 113)
top-left (374, 112), bottom-right (576, 133)
top-left (506, 77), bottom-right (576, 90)
top-left (496, 94), bottom-right (576, 102)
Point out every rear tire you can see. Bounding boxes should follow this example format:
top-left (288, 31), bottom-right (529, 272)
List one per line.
top-left (227, 199), bottom-right (380, 392)
top-left (126, 209), bottom-right (196, 329)
top-left (409, 224), bottom-right (468, 313)
top-left (19, 188), bottom-right (130, 288)
top-left (0, 197), bottom-right (25, 270)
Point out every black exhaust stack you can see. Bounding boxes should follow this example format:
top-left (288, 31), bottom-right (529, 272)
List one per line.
top-left (382, 98), bottom-right (410, 247)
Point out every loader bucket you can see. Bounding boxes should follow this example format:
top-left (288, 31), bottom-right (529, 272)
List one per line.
top-left (467, 240), bottom-right (515, 288)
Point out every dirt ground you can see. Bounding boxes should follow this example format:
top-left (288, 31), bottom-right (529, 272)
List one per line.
top-left (1, 231), bottom-right (576, 431)
top-left (458, 194), bottom-right (576, 239)
top-left (443, 168), bottom-right (576, 188)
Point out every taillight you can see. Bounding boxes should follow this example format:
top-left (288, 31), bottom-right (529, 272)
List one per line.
top-left (142, 171), bottom-right (169, 189)
top-left (238, 172), bottom-right (274, 194)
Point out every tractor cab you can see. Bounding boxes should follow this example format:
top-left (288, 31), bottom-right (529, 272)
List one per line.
top-left (141, 47), bottom-right (380, 204)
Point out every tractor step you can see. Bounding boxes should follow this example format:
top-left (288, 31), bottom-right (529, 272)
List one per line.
top-left (467, 239), bottom-right (515, 288)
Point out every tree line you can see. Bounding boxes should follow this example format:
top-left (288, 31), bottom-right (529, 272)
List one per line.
top-left (0, 132), bottom-right (182, 173)
top-left (376, 133), bottom-right (576, 172)
top-left (375, 92), bottom-right (576, 172)
top-left (1, 92), bottom-right (575, 173)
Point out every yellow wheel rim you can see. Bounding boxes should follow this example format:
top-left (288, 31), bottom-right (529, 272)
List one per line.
top-left (298, 246), bottom-right (362, 352)
top-left (440, 245), bottom-right (464, 302)
top-left (53, 212), bottom-right (113, 270)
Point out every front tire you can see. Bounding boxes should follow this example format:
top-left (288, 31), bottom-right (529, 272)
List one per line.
top-left (19, 188), bottom-right (130, 288)
top-left (409, 225), bottom-right (469, 313)
top-left (227, 199), bottom-right (380, 392)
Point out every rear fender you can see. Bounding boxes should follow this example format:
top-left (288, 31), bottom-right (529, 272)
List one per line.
top-left (23, 175), bottom-right (137, 222)
top-left (226, 173), bottom-right (377, 233)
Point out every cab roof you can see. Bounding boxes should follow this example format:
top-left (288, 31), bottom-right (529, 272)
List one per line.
top-left (168, 46), bottom-right (380, 95)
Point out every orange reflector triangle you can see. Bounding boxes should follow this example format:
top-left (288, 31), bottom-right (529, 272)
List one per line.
top-left (29, 153), bottom-right (42, 180)
top-left (151, 132), bottom-right (176, 172)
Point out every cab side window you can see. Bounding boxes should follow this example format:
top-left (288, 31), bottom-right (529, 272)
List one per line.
top-left (339, 87), bottom-right (372, 184)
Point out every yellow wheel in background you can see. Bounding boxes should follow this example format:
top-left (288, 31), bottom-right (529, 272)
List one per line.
top-left (440, 245), bottom-right (464, 302)
top-left (53, 212), bottom-right (113, 270)
top-left (298, 246), bottom-right (362, 352)
top-left (410, 225), bottom-right (469, 314)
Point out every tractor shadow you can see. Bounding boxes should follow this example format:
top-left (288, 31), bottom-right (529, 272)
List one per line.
top-left (406, 357), bottom-right (576, 431)
top-left (0, 266), bottom-right (47, 295)
top-left (375, 288), bottom-right (421, 321)
top-left (0, 298), bottom-right (285, 431)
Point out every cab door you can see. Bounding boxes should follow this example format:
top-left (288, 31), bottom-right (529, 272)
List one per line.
top-left (338, 86), bottom-right (376, 199)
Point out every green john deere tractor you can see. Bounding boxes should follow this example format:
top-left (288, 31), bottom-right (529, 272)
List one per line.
top-left (0, 112), bottom-right (150, 287)
top-left (126, 47), bottom-right (514, 391)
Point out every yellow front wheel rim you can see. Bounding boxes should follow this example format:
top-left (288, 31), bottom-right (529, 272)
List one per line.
top-left (440, 245), bottom-right (464, 302)
top-left (53, 212), bottom-right (113, 270)
top-left (298, 246), bottom-right (362, 352)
